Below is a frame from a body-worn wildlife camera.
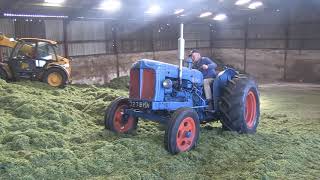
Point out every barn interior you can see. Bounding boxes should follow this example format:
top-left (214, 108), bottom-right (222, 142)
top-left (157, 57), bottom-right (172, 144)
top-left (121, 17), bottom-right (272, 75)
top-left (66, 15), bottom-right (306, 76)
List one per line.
top-left (0, 0), bottom-right (319, 179)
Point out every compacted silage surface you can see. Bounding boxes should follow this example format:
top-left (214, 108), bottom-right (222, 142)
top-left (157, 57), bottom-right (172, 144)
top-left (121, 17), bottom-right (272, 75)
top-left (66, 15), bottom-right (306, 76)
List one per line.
top-left (0, 79), bottom-right (319, 179)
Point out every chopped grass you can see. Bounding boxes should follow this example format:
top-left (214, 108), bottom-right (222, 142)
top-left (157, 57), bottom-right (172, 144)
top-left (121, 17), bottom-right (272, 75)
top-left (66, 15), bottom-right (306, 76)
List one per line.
top-left (107, 76), bottom-right (129, 91)
top-left (0, 79), bottom-right (319, 179)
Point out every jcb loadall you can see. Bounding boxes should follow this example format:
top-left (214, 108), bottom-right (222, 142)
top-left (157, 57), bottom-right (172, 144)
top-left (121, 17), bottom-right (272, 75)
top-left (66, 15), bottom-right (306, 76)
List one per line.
top-left (0, 33), bottom-right (71, 87)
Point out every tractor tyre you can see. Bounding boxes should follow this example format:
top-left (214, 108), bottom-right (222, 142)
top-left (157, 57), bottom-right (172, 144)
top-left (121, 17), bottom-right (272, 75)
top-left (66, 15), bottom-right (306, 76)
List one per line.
top-left (164, 108), bottom-right (200, 154)
top-left (105, 97), bottom-right (138, 134)
top-left (0, 68), bottom-right (8, 81)
top-left (44, 68), bottom-right (67, 88)
top-left (219, 76), bottom-right (260, 133)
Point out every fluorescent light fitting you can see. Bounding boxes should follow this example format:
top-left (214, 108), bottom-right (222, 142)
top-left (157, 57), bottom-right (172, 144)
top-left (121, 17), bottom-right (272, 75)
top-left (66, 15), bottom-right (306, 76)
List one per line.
top-left (3, 13), bottom-right (68, 18)
top-left (145, 5), bottom-right (161, 14)
top-left (174, 9), bottom-right (184, 14)
top-left (100, 0), bottom-right (121, 12)
top-left (44, 0), bottom-right (65, 4)
top-left (199, 12), bottom-right (212, 18)
top-left (213, 13), bottom-right (227, 21)
top-left (248, 1), bottom-right (263, 9)
top-left (235, 0), bottom-right (251, 5)
top-left (43, 3), bottom-right (62, 7)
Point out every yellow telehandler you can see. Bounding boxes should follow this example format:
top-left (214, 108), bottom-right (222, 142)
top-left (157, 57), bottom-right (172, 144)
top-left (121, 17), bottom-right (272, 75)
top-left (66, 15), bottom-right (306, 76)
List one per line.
top-left (0, 33), bottom-right (71, 87)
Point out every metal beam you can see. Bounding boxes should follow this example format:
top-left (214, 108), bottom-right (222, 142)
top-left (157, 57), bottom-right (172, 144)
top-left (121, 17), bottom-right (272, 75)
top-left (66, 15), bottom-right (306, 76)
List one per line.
top-left (151, 24), bottom-right (156, 60)
top-left (283, 8), bottom-right (291, 81)
top-left (209, 24), bottom-right (214, 58)
top-left (63, 20), bottom-right (69, 58)
top-left (112, 22), bottom-right (120, 78)
top-left (244, 17), bottom-right (249, 73)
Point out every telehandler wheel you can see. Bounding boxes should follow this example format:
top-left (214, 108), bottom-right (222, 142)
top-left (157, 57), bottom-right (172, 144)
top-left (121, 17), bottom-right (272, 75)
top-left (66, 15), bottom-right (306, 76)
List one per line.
top-left (105, 97), bottom-right (138, 134)
top-left (165, 108), bottom-right (200, 154)
top-left (0, 68), bottom-right (8, 81)
top-left (44, 68), bottom-right (67, 88)
top-left (219, 76), bottom-right (260, 133)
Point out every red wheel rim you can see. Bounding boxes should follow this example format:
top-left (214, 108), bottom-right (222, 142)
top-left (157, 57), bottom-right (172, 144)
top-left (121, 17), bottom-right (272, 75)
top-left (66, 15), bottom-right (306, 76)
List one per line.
top-left (113, 105), bottom-right (134, 133)
top-left (176, 117), bottom-right (196, 152)
top-left (245, 90), bottom-right (257, 128)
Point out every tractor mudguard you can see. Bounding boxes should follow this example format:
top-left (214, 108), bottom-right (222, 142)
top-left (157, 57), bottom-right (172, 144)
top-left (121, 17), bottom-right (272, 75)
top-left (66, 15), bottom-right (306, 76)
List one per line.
top-left (212, 68), bottom-right (238, 111)
top-left (0, 62), bottom-right (13, 79)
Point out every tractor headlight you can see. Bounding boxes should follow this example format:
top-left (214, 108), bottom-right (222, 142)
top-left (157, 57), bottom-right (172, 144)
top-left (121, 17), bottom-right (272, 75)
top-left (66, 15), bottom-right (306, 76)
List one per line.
top-left (162, 79), bottom-right (173, 89)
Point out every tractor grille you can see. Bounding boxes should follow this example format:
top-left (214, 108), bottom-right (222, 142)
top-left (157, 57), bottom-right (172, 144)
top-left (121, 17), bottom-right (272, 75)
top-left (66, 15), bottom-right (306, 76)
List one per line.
top-left (129, 68), bottom-right (155, 100)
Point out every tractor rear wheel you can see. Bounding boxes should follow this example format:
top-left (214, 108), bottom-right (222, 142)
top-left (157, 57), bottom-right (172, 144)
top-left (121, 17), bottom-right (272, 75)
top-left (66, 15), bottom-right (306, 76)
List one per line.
top-left (44, 68), bottom-right (67, 88)
top-left (164, 108), bottom-right (200, 154)
top-left (219, 76), bottom-right (260, 133)
top-left (0, 68), bottom-right (8, 81)
top-left (105, 97), bottom-right (138, 134)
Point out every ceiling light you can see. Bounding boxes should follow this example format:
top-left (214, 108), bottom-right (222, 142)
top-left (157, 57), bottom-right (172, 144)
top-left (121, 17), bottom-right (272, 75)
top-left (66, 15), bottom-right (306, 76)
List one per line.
top-left (177, 14), bottom-right (186, 17)
top-left (199, 12), bottom-right (212, 18)
top-left (145, 5), bottom-right (161, 14)
top-left (248, 1), bottom-right (263, 9)
top-left (100, 0), bottom-right (121, 12)
top-left (174, 9), bottom-right (185, 15)
top-left (4, 13), bottom-right (68, 18)
top-left (43, 3), bottom-right (63, 7)
top-left (213, 13), bottom-right (227, 21)
top-left (44, 0), bottom-right (65, 4)
top-left (235, 0), bottom-right (251, 5)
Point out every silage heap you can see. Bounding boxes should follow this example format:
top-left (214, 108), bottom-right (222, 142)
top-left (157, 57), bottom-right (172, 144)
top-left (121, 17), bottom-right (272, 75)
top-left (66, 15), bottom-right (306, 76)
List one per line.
top-left (0, 79), bottom-right (319, 179)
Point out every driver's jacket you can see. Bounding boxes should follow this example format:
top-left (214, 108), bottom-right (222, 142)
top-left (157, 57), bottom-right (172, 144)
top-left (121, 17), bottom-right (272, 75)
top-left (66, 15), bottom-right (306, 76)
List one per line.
top-left (192, 57), bottom-right (217, 79)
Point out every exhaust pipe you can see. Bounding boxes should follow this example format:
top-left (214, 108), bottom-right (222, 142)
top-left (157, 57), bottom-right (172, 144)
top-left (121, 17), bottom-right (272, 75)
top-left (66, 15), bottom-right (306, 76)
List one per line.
top-left (178, 23), bottom-right (185, 87)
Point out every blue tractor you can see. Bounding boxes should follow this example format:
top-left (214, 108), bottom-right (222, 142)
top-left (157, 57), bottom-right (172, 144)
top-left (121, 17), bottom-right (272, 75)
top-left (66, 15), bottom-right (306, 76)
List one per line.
top-left (105, 24), bottom-right (260, 154)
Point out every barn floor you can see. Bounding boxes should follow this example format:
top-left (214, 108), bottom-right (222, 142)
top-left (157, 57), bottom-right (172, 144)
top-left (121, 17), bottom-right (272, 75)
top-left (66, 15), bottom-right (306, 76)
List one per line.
top-left (0, 80), bottom-right (319, 179)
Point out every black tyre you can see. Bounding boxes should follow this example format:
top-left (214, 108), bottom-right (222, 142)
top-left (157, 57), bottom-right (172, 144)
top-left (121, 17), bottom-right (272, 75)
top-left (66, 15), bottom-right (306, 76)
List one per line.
top-left (43, 68), bottom-right (67, 88)
top-left (164, 108), bottom-right (200, 154)
top-left (219, 76), bottom-right (260, 133)
top-left (105, 97), bottom-right (138, 134)
top-left (0, 68), bottom-right (8, 81)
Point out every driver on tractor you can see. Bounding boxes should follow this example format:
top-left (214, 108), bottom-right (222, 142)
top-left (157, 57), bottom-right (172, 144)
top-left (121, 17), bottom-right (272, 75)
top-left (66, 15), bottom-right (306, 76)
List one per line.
top-left (189, 49), bottom-right (217, 109)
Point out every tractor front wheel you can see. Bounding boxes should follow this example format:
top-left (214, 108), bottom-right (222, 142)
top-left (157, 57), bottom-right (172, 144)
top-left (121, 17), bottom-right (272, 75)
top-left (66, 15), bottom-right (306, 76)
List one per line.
top-left (165, 108), bottom-right (200, 154)
top-left (219, 76), bottom-right (260, 133)
top-left (105, 97), bottom-right (138, 134)
top-left (44, 68), bottom-right (67, 88)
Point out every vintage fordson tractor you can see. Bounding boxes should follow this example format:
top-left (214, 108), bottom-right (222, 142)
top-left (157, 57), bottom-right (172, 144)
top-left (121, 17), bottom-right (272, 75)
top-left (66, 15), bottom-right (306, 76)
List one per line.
top-left (105, 24), bottom-right (260, 154)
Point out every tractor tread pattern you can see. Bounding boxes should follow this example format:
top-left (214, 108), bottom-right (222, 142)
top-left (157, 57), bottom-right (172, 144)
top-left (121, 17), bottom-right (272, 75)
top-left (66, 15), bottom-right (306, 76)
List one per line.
top-left (219, 75), bottom-right (260, 134)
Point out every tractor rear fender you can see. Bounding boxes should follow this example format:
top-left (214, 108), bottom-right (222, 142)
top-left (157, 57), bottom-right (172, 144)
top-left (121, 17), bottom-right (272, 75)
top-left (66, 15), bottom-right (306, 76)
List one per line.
top-left (212, 68), bottom-right (238, 111)
top-left (0, 62), bottom-right (13, 79)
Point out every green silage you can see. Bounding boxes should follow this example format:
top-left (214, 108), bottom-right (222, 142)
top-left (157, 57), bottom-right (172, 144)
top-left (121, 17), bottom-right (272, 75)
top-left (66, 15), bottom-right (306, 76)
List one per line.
top-left (0, 80), bottom-right (319, 179)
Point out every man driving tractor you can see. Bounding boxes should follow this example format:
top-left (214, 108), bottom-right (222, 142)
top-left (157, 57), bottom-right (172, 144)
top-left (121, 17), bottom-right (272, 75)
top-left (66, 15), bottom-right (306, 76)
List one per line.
top-left (189, 49), bottom-right (217, 109)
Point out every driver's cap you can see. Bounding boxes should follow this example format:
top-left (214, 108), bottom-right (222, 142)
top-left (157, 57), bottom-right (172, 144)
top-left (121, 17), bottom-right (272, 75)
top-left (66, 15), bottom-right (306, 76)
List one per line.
top-left (189, 49), bottom-right (200, 57)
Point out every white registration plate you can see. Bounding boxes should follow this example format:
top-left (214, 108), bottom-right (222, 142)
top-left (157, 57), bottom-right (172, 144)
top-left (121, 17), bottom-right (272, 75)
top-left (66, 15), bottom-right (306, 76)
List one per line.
top-left (129, 100), bottom-right (152, 109)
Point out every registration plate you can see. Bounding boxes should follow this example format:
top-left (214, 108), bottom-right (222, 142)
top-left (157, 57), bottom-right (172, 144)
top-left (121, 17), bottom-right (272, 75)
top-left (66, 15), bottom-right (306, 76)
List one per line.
top-left (129, 100), bottom-right (152, 109)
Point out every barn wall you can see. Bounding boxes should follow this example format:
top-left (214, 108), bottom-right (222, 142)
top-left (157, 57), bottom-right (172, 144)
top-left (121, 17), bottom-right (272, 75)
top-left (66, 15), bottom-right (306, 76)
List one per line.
top-left (71, 48), bottom-right (212, 85)
top-left (211, 7), bottom-right (320, 83)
